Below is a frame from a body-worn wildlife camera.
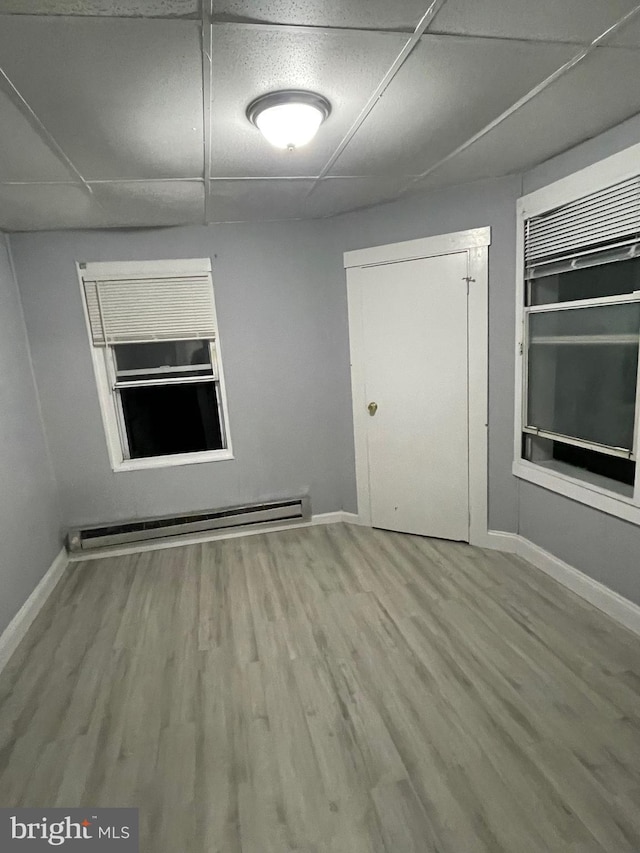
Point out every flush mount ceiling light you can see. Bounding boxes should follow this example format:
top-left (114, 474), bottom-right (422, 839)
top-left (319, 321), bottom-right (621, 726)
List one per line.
top-left (246, 90), bottom-right (331, 151)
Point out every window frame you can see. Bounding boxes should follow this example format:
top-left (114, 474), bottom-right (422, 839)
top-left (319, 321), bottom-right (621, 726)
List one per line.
top-left (77, 259), bottom-right (234, 472)
top-left (514, 141), bottom-right (640, 526)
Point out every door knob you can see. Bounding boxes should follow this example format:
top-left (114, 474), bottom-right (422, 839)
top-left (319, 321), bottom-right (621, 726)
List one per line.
top-left (368, 401), bottom-right (378, 416)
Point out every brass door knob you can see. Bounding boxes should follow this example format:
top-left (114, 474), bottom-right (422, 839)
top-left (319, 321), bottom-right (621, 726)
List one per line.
top-left (368, 401), bottom-right (378, 416)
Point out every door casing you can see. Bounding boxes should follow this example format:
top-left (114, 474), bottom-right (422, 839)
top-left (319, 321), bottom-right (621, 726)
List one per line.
top-left (345, 227), bottom-right (491, 547)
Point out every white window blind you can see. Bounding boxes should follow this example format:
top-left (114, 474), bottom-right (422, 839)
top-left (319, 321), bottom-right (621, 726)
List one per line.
top-left (84, 275), bottom-right (216, 345)
top-left (525, 175), bottom-right (640, 274)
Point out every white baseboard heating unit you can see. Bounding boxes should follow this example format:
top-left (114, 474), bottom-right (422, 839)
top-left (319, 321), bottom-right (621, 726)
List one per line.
top-left (66, 496), bottom-right (311, 551)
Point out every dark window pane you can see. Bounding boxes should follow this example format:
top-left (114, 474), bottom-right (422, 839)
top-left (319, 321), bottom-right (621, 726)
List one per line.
top-left (120, 382), bottom-right (224, 459)
top-left (552, 441), bottom-right (635, 486)
top-left (117, 367), bottom-right (213, 382)
top-left (527, 303), bottom-right (640, 450)
top-left (115, 341), bottom-right (211, 371)
top-left (529, 256), bottom-right (640, 306)
top-left (522, 432), bottom-right (635, 493)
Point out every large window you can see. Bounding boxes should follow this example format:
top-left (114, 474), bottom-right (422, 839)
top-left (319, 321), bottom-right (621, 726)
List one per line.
top-left (515, 150), bottom-right (640, 523)
top-left (79, 259), bottom-right (232, 471)
top-left (524, 271), bottom-right (639, 496)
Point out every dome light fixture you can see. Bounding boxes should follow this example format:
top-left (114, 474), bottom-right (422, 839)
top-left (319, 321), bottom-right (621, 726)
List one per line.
top-left (247, 90), bottom-right (331, 151)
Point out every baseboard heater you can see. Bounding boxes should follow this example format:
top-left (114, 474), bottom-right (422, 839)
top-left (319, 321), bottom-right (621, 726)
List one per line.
top-left (66, 496), bottom-right (311, 552)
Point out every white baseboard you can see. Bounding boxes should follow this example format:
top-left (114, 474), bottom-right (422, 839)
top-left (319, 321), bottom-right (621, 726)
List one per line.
top-left (68, 511), bottom-right (362, 562)
top-left (472, 530), bottom-right (520, 552)
top-left (311, 511), bottom-right (361, 526)
top-left (485, 530), bottom-right (640, 637)
top-left (0, 547), bottom-right (68, 675)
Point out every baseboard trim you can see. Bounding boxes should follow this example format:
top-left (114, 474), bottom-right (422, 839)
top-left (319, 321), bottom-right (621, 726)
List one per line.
top-left (68, 511), bottom-right (362, 562)
top-left (472, 530), bottom-right (520, 552)
top-left (311, 511), bottom-right (361, 526)
top-left (485, 530), bottom-right (640, 637)
top-left (0, 547), bottom-right (68, 674)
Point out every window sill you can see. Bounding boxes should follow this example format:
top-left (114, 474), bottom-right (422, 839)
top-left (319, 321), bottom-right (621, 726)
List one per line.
top-left (113, 449), bottom-right (234, 472)
top-left (513, 459), bottom-right (640, 526)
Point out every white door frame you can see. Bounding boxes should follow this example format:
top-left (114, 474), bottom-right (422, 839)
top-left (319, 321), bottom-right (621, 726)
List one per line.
top-left (344, 226), bottom-right (491, 547)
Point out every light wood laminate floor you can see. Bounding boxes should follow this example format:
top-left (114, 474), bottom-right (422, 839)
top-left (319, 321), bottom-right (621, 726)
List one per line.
top-left (0, 523), bottom-right (639, 852)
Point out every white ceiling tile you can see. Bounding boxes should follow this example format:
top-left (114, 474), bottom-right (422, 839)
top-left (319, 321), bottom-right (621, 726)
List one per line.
top-left (1, 5), bottom-right (638, 230)
top-left (331, 35), bottom-right (577, 177)
top-left (608, 14), bottom-right (640, 47)
top-left (430, 0), bottom-right (639, 45)
top-left (0, 0), bottom-right (199, 16)
top-left (208, 176), bottom-right (408, 221)
top-left (413, 46), bottom-right (640, 191)
top-left (208, 179), bottom-right (313, 221)
top-left (305, 177), bottom-right (409, 218)
top-left (90, 181), bottom-right (204, 226)
top-left (0, 181), bottom-right (205, 230)
top-left (0, 184), bottom-right (99, 231)
top-left (0, 90), bottom-right (77, 182)
top-left (0, 18), bottom-right (204, 181)
top-left (210, 26), bottom-right (407, 178)
top-left (212, 0), bottom-right (428, 30)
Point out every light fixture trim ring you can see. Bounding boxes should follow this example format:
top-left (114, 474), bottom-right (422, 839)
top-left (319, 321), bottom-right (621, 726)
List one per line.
top-left (246, 89), bottom-right (331, 127)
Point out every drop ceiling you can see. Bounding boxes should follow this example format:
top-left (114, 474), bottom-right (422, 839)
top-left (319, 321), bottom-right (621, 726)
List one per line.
top-left (0, 0), bottom-right (639, 230)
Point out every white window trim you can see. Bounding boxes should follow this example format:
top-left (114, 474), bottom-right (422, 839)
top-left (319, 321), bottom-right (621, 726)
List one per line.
top-left (345, 226), bottom-right (490, 548)
top-left (77, 259), bottom-right (234, 473)
top-left (514, 141), bottom-right (640, 524)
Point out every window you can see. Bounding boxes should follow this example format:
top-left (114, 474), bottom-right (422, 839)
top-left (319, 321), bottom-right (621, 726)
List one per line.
top-left (79, 259), bottom-right (232, 471)
top-left (515, 145), bottom-right (640, 524)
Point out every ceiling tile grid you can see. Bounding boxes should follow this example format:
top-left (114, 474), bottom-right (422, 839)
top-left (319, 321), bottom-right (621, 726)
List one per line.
top-left (326, 34), bottom-right (578, 177)
top-left (0, 1), bottom-right (201, 17)
top-left (207, 175), bottom-right (408, 222)
top-left (412, 45), bottom-right (640, 192)
top-left (209, 178), bottom-right (313, 222)
top-left (0, 0), bottom-right (639, 229)
top-left (429, 0), bottom-right (640, 46)
top-left (0, 90), bottom-right (80, 183)
top-left (609, 13), bottom-right (640, 47)
top-left (0, 17), bottom-right (204, 182)
top-left (211, 0), bottom-right (432, 31)
top-left (0, 183), bottom-right (97, 231)
top-left (90, 180), bottom-right (205, 226)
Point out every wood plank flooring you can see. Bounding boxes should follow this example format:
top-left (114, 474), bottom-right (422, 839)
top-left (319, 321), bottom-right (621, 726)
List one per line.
top-left (0, 523), bottom-right (639, 852)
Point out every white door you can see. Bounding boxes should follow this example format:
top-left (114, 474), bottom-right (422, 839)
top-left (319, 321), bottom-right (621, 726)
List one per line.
top-left (353, 252), bottom-right (469, 540)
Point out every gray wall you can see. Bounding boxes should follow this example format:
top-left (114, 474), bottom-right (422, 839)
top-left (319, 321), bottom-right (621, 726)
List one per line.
top-left (518, 483), bottom-right (640, 606)
top-left (518, 113), bottom-right (640, 607)
top-left (8, 113), bottom-right (640, 610)
top-left (523, 111), bottom-right (640, 194)
top-left (0, 235), bottom-right (61, 635)
top-left (329, 176), bottom-right (522, 534)
top-left (11, 176), bottom-right (521, 535)
top-left (10, 220), bottom-right (354, 526)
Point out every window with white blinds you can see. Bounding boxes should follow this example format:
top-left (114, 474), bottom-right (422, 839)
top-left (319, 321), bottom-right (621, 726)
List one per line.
top-left (79, 259), bottom-right (231, 471)
top-left (84, 275), bottom-right (217, 345)
top-left (524, 175), bottom-right (640, 280)
top-left (515, 144), bottom-right (640, 525)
